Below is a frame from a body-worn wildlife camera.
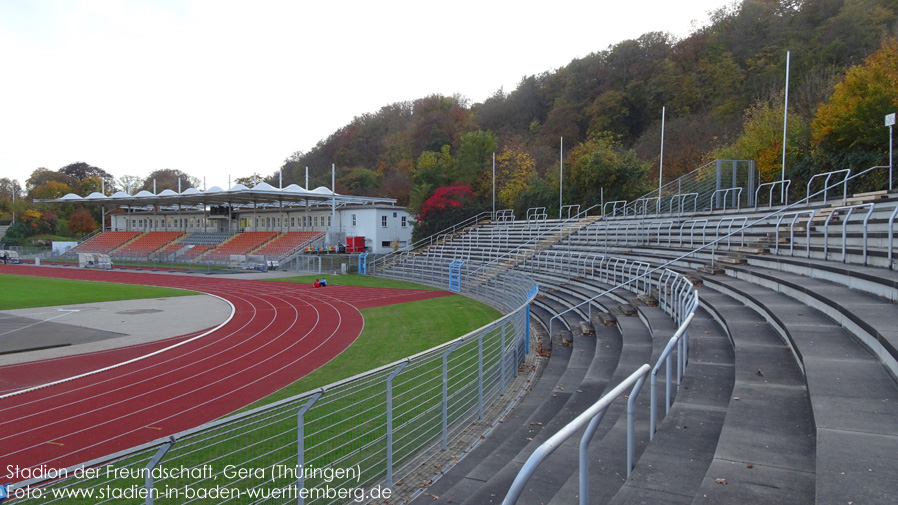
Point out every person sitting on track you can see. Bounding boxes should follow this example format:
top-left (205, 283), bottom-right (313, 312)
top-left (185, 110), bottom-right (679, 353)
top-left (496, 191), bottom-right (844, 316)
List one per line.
top-left (320, 277), bottom-right (327, 287)
top-left (313, 278), bottom-right (320, 288)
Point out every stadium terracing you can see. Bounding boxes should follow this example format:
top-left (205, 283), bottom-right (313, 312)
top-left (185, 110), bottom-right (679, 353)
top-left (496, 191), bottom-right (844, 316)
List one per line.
top-left (6, 160), bottom-right (898, 505)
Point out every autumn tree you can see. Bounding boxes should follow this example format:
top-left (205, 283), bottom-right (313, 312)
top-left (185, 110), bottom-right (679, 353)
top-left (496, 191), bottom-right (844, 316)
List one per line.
top-left (413, 184), bottom-right (485, 241)
top-left (495, 145), bottom-right (536, 209)
top-left (77, 177), bottom-right (108, 197)
top-left (59, 162), bottom-right (115, 190)
top-left (117, 175), bottom-right (144, 195)
top-left (715, 93), bottom-right (809, 183)
top-left (68, 208), bottom-right (98, 236)
top-left (26, 168), bottom-right (78, 195)
top-left (0, 178), bottom-right (22, 220)
top-left (31, 181), bottom-right (73, 200)
top-left (139, 169), bottom-right (201, 193)
top-left (812, 36), bottom-right (898, 170)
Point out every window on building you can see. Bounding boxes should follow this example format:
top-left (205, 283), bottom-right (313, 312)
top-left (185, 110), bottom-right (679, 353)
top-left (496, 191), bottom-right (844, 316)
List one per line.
top-left (382, 216), bottom-right (387, 227)
top-left (352, 214), bottom-right (357, 227)
top-left (381, 241), bottom-right (391, 247)
top-left (401, 216), bottom-right (407, 227)
top-left (327, 216), bottom-right (331, 226)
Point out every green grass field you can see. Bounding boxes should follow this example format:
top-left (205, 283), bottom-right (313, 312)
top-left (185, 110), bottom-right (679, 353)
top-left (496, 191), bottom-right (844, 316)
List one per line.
top-left (3, 272), bottom-right (509, 502)
top-left (240, 274), bottom-right (502, 408)
top-left (0, 273), bottom-right (197, 309)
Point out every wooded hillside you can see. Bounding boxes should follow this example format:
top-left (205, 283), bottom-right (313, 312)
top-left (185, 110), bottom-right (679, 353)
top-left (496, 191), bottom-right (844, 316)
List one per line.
top-left (271, 0), bottom-right (898, 220)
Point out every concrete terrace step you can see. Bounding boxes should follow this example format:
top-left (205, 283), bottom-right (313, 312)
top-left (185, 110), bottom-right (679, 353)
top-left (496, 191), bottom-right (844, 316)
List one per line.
top-left (701, 275), bottom-right (898, 505)
top-left (609, 305), bottom-right (735, 505)
top-left (719, 263), bottom-right (898, 375)
top-left (536, 305), bottom-right (661, 505)
top-left (411, 327), bottom-right (574, 502)
top-left (692, 287), bottom-right (816, 505)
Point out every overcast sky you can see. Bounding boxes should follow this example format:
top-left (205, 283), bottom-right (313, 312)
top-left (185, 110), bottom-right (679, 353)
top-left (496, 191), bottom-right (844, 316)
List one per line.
top-left (0, 0), bottom-right (733, 191)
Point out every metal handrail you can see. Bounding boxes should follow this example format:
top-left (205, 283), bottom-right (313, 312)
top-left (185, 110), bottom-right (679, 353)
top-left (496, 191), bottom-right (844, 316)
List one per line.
top-left (755, 180), bottom-right (791, 208)
top-left (806, 168), bottom-right (851, 205)
top-left (650, 296), bottom-right (698, 438)
top-left (889, 206), bottom-right (898, 270)
top-left (368, 210), bottom-right (493, 273)
top-left (714, 217), bottom-right (747, 250)
top-left (502, 364), bottom-right (652, 505)
top-left (775, 210), bottom-right (815, 257)
top-left (823, 203), bottom-right (875, 263)
top-left (668, 193), bottom-right (698, 215)
top-left (710, 187), bottom-right (743, 211)
top-left (603, 200), bottom-right (627, 218)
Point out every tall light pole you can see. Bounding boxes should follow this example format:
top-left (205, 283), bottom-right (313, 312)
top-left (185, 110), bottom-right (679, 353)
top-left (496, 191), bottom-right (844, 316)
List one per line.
top-left (559, 137), bottom-right (563, 218)
top-left (492, 152), bottom-right (496, 218)
top-left (659, 106), bottom-right (666, 199)
top-left (781, 50), bottom-right (791, 203)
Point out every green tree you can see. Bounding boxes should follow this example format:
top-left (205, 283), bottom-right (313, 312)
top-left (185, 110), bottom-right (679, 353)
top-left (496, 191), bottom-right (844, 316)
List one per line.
top-left (415, 145), bottom-right (455, 187)
top-left (341, 168), bottom-right (381, 195)
top-left (566, 134), bottom-right (651, 207)
top-left (455, 130), bottom-right (499, 200)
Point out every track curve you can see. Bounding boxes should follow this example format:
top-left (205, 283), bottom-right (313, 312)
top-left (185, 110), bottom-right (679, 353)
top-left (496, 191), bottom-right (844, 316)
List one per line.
top-left (0, 265), bottom-right (452, 471)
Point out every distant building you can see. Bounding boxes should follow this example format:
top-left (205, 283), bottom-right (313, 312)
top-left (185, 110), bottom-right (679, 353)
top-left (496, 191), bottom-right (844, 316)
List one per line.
top-left (43, 183), bottom-right (414, 254)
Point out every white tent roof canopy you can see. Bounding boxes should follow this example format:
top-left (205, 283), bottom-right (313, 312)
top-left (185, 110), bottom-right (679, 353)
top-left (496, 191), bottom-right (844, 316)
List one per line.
top-left (37, 182), bottom-right (397, 209)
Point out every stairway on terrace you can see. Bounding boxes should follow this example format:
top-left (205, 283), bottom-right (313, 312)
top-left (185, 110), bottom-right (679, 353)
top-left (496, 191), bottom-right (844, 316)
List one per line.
top-left (601, 220), bottom-right (898, 504)
top-left (410, 257), bottom-right (721, 505)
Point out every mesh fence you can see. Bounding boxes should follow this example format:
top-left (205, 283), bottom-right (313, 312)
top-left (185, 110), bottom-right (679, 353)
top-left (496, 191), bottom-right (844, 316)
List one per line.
top-left (7, 267), bottom-right (537, 504)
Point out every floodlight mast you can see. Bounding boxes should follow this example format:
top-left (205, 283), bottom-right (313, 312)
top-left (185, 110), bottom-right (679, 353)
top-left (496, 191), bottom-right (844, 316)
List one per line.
top-left (781, 50), bottom-right (790, 203)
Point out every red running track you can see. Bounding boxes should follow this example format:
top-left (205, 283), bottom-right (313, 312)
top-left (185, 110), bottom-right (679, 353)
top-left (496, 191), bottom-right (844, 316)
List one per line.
top-left (0, 265), bottom-right (453, 472)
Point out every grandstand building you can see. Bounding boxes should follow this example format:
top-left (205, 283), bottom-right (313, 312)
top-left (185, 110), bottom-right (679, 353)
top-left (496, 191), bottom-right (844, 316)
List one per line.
top-left (45, 182), bottom-right (413, 255)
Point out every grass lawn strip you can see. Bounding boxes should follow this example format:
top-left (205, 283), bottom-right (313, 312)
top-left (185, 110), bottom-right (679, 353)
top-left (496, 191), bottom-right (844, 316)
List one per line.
top-left (242, 292), bottom-right (501, 409)
top-left (0, 273), bottom-right (197, 310)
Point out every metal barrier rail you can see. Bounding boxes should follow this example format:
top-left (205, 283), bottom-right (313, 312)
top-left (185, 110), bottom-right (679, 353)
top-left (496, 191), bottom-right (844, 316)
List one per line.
top-left (603, 200), bottom-right (627, 218)
top-left (679, 219), bottom-right (709, 248)
top-left (890, 206), bottom-right (898, 269)
top-left (713, 217), bottom-right (747, 250)
top-left (542, 252), bottom-right (695, 336)
top-left (710, 187), bottom-right (743, 211)
top-left (755, 179), bottom-right (791, 208)
top-left (668, 192), bottom-right (698, 215)
top-left (806, 168), bottom-right (851, 206)
top-left (823, 203), bottom-right (876, 264)
top-left (9, 266), bottom-right (538, 505)
top-left (650, 296), bottom-right (698, 438)
top-left (502, 364), bottom-right (653, 505)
